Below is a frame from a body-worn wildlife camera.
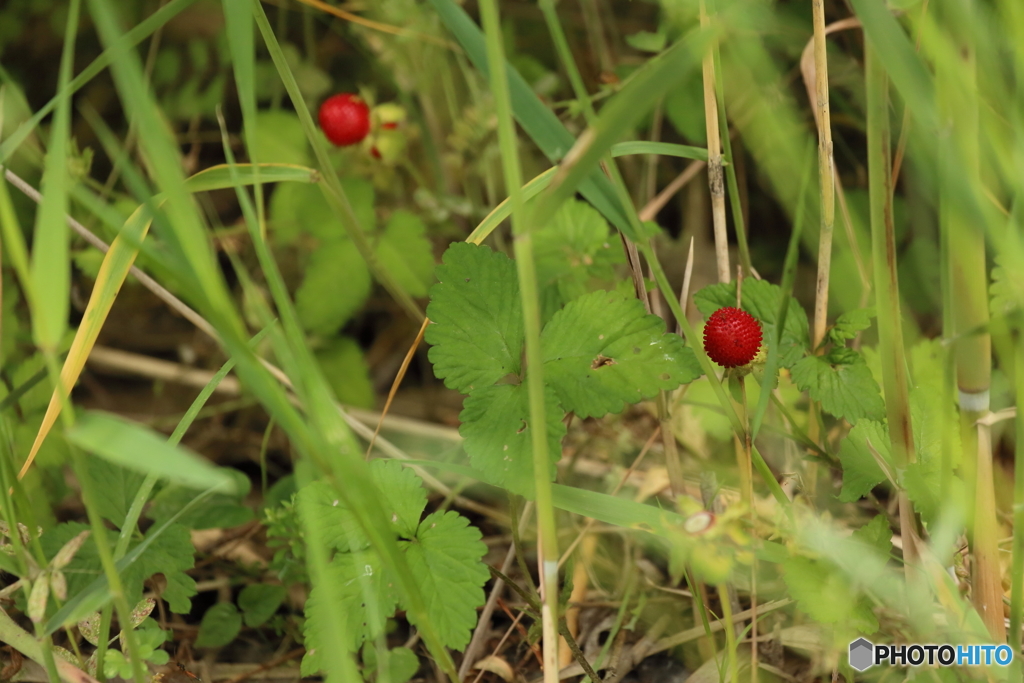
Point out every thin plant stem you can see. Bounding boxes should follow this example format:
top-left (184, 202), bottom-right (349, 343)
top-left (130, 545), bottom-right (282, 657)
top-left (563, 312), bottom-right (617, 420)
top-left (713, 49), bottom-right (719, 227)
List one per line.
top-left (865, 42), bottom-right (919, 583)
top-left (700, 0), bottom-right (731, 284)
top-left (1009, 338), bottom-right (1024, 673)
top-left (477, 1), bottom-right (559, 680)
top-left (811, 0), bottom-right (836, 352)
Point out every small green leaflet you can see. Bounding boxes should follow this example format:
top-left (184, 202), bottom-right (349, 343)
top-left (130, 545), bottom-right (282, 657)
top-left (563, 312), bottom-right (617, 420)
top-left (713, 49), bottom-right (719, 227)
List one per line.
top-left (827, 308), bottom-right (874, 345)
top-left (542, 289), bottom-right (701, 417)
top-left (790, 354), bottom-right (885, 424)
top-left (426, 242), bottom-right (702, 496)
top-left (851, 514), bottom-right (892, 557)
top-left (301, 461), bottom-right (487, 671)
top-left (693, 280), bottom-right (810, 368)
top-left (40, 521), bottom-right (197, 615)
top-left (376, 210), bottom-right (435, 298)
top-left (195, 603), bottom-right (242, 648)
top-left (238, 584), bottom-right (287, 628)
top-left (460, 384), bottom-right (566, 495)
top-left (782, 556), bottom-right (878, 634)
top-left (425, 242), bottom-right (524, 393)
top-left (296, 240), bottom-right (371, 335)
top-left (837, 420), bottom-right (890, 502)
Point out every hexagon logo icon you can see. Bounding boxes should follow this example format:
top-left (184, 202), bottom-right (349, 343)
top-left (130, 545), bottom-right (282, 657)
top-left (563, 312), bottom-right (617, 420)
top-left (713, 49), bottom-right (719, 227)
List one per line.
top-left (849, 638), bottom-right (874, 672)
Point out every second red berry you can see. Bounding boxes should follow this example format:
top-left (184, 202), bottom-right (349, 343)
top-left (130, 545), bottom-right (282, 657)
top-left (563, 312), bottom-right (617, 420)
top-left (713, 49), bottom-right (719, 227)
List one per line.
top-left (703, 306), bottom-right (763, 368)
top-left (318, 93), bottom-right (371, 147)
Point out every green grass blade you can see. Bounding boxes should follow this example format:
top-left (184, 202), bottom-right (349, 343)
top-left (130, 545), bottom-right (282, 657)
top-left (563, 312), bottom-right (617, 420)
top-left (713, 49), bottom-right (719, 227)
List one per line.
top-left (68, 411), bottom-right (237, 492)
top-left (611, 141), bottom-right (709, 161)
top-left (29, 0), bottom-right (81, 351)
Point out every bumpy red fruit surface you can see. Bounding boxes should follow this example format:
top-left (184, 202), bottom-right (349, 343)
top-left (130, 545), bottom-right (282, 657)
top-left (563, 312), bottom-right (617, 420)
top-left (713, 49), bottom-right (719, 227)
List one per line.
top-left (703, 306), bottom-right (763, 368)
top-left (318, 93), bottom-right (371, 147)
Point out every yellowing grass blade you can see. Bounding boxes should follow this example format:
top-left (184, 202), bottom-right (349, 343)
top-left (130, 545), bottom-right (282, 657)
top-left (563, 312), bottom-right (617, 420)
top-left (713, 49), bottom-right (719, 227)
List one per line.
top-left (18, 163), bottom-right (317, 479)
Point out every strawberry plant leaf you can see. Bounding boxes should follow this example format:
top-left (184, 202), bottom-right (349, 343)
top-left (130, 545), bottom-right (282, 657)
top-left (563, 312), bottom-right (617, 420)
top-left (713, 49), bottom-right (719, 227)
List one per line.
top-left (541, 289), bottom-right (701, 418)
top-left (249, 110), bottom-right (310, 167)
top-left (41, 521), bottom-right (197, 614)
top-left (296, 240), bottom-right (372, 335)
top-left (425, 243), bottom-right (523, 393)
top-left (86, 459), bottom-right (145, 529)
top-left (195, 603), bottom-right (242, 649)
top-left (782, 556), bottom-right (878, 634)
top-left (316, 337), bottom-right (374, 408)
top-left (693, 280), bottom-right (809, 367)
top-left (302, 549), bottom-right (399, 669)
top-left (790, 354), bottom-right (885, 423)
top-left (837, 420), bottom-right (890, 502)
top-left (533, 198), bottom-right (623, 321)
top-left (298, 460), bottom-right (428, 553)
top-left (269, 177), bottom-right (374, 243)
top-left (238, 584), bottom-right (287, 628)
top-left (828, 308), bottom-right (875, 345)
top-left (851, 514), bottom-right (892, 557)
top-left (459, 383), bottom-right (566, 496)
top-left (402, 510), bottom-right (489, 651)
top-left (376, 210), bottom-right (435, 298)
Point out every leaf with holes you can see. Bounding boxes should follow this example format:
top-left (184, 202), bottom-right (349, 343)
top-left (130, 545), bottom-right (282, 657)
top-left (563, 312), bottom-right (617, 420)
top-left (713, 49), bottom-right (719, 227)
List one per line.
top-left (542, 289), bottom-right (701, 418)
top-left (459, 383), bottom-right (566, 496)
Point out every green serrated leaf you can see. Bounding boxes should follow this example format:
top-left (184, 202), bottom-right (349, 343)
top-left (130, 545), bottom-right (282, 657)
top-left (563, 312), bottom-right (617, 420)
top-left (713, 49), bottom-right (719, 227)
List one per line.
top-left (828, 308), bottom-right (875, 344)
top-left (459, 383), bottom-right (566, 496)
top-left (533, 198), bottom-right (623, 319)
top-left (316, 336), bottom-right (374, 409)
top-left (403, 511), bottom-right (488, 651)
top-left (693, 280), bottom-right (810, 368)
top-left (297, 461), bottom-right (428, 553)
top-left (782, 556), bottom-right (878, 634)
top-left (991, 256), bottom-right (1024, 316)
top-left (541, 289), bottom-right (701, 418)
top-left (195, 602), bottom-right (242, 649)
top-left (837, 420), bottom-right (890, 502)
top-left (425, 243), bottom-right (523, 393)
top-left (790, 355), bottom-right (885, 423)
top-left (238, 584), bottom-right (287, 628)
top-left (376, 210), bottom-right (435, 298)
top-left (850, 515), bottom-right (892, 557)
top-left (86, 458), bottom-right (145, 529)
top-left (302, 549), bottom-right (399, 665)
top-left (296, 240), bottom-right (372, 335)
top-left (41, 521), bottom-right (198, 615)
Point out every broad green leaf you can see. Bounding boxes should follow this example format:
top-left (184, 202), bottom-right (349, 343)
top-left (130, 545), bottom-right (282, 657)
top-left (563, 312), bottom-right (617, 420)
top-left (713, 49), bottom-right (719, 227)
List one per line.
top-left (837, 420), bottom-right (890, 502)
top-left (534, 199), bottom-right (624, 320)
top-left (195, 603), bottom-right (242, 648)
top-left (790, 355), bottom-right (885, 424)
top-left (542, 289), bottom-right (701, 418)
top-left (403, 511), bottom-right (488, 651)
top-left (239, 584), bottom-right (287, 628)
top-left (316, 337), bottom-right (374, 409)
top-left (425, 243), bottom-right (523, 393)
top-left (373, 646), bottom-right (419, 683)
top-left (86, 459), bottom-right (145, 529)
top-left (41, 521), bottom-right (197, 615)
top-left (782, 556), bottom-right (878, 634)
top-left (693, 280), bottom-right (810, 368)
top-left (459, 384), bottom-right (566, 496)
top-left (297, 460), bottom-right (428, 552)
top-left (827, 308), bottom-right (875, 345)
top-left (375, 210), bottom-right (435, 298)
top-left (302, 549), bottom-right (398, 665)
top-left (247, 110), bottom-right (310, 167)
top-left (296, 241), bottom-right (372, 335)
top-left (68, 411), bottom-right (236, 493)
top-left (269, 177), bottom-right (374, 243)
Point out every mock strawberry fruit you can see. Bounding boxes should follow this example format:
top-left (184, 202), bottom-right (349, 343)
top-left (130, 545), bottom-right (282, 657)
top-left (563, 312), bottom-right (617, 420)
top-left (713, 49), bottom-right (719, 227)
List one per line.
top-left (318, 93), bottom-right (371, 147)
top-left (703, 306), bottom-right (763, 368)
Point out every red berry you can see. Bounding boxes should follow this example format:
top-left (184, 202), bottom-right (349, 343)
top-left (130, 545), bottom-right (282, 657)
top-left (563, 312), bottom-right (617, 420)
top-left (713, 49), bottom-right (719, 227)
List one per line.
top-left (703, 306), bottom-right (763, 368)
top-left (318, 93), bottom-right (370, 147)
